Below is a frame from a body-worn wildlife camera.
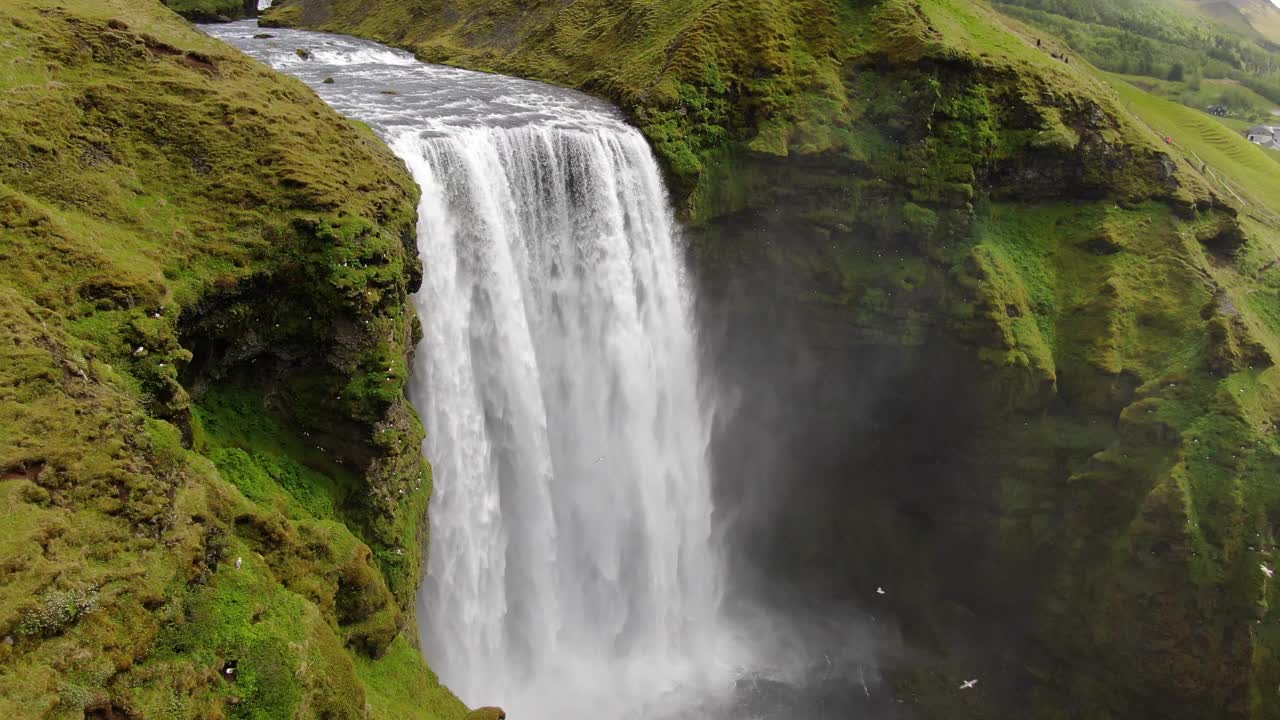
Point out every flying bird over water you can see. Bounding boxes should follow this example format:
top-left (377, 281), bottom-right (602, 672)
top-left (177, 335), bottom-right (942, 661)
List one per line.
top-left (960, 679), bottom-right (978, 690)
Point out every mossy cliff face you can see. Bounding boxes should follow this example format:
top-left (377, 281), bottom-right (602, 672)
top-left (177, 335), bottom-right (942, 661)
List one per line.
top-left (264, 0), bottom-right (1280, 717)
top-left (0, 1), bottom-right (465, 718)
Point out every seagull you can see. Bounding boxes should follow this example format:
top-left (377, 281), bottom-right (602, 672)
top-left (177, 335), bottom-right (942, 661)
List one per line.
top-left (959, 679), bottom-right (978, 690)
top-left (1262, 564), bottom-right (1274, 578)
top-left (235, 557), bottom-right (243, 570)
top-left (593, 456), bottom-right (604, 464)
top-left (876, 587), bottom-right (886, 595)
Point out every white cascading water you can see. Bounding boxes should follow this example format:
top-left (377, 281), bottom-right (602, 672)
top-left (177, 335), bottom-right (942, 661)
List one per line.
top-left (205, 22), bottom-right (745, 720)
top-left (400, 125), bottom-right (725, 717)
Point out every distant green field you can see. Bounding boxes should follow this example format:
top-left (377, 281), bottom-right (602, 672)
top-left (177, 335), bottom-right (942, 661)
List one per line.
top-left (995, 0), bottom-right (1280, 108)
top-left (1107, 72), bottom-right (1280, 125)
top-left (1213, 115), bottom-right (1258, 132)
top-left (1105, 73), bottom-right (1280, 213)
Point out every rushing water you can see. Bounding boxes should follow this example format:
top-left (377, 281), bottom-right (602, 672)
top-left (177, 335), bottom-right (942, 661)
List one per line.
top-left (206, 22), bottom-right (752, 720)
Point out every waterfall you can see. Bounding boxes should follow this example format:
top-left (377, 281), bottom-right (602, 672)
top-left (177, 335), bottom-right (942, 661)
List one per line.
top-left (201, 24), bottom-right (746, 718)
top-left (396, 125), bottom-right (727, 715)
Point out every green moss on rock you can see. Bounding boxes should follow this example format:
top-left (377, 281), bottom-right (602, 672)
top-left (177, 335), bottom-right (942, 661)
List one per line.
top-left (0, 1), bottom-right (461, 717)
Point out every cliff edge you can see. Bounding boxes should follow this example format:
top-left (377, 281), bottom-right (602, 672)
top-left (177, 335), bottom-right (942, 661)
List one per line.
top-left (0, 1), bottom-right (464, 718)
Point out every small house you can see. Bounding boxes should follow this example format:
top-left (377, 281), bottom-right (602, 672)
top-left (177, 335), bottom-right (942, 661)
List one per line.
top-left (1246, 125), bottom-right (1280, 149)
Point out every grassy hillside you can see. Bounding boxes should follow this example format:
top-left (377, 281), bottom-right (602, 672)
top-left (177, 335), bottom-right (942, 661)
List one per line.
top-left (1106, 72), bottom-right (1280, 216)
top-left (1111, 71), bottom-right (1280, 126)
top-left (263, 0), bottom-right (1280, 718)
top-left (0, 0), bottom-right (466, 718)
top-left (995, 0), bottom-right (1280, 109)
top-left (1181, 0), bottom-right (1280, 44)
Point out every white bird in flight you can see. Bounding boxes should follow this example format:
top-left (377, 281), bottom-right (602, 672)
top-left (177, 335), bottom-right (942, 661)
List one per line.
top-left (959, 679), bottom-right (978, 690)
top-left (1262, 564), bottom-right (1274, 578)
top-left (593, 456), bottom-right (604, 464)
top-left (235, 557), bottom-right (243, 570)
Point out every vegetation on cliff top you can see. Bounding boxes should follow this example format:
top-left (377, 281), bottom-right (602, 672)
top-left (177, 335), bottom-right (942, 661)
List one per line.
top-left (265, 0), bottom-right (1220, 217)
top-left (0, 0), bottom-right (464, 717)
top-left (264, 0), bottom-right (1280, 717)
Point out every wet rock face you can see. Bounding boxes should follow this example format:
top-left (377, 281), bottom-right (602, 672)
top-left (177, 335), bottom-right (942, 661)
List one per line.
top-left (692, 198), bottom-right (1031, 692)
top-left (689, 129), bottom-right (1264, 718)
top-left (702, 292), bottom-right (996, 611)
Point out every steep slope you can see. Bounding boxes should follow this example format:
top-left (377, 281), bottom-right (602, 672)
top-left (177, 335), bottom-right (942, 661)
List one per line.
top-left (1183, 0), bottom-right (1280, 45)
top-left (262, 0), bottom-right (1280, 719)
top-left (1105, 72), bottom-right (1280, 216)
top-left (0, 1), bottom-right (464, 718)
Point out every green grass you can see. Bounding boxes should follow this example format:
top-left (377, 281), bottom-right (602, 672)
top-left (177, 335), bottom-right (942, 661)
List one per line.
top-left (1105, 72), bottom-right (1280, 219)
top-left (357, 635), bottom-right (469, 720)
top-left (195, 387), bottom-right (357, 522)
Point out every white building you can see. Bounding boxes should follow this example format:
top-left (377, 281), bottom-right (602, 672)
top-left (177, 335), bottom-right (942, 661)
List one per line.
top-left (1246, 125), bottom-right (1280, 150)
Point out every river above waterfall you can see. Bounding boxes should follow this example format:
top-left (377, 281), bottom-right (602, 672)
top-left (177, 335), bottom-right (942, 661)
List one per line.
top-left (204, 20), bottom-right (902, 720)
top-left (205, 22), bottom-right (631, 138)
